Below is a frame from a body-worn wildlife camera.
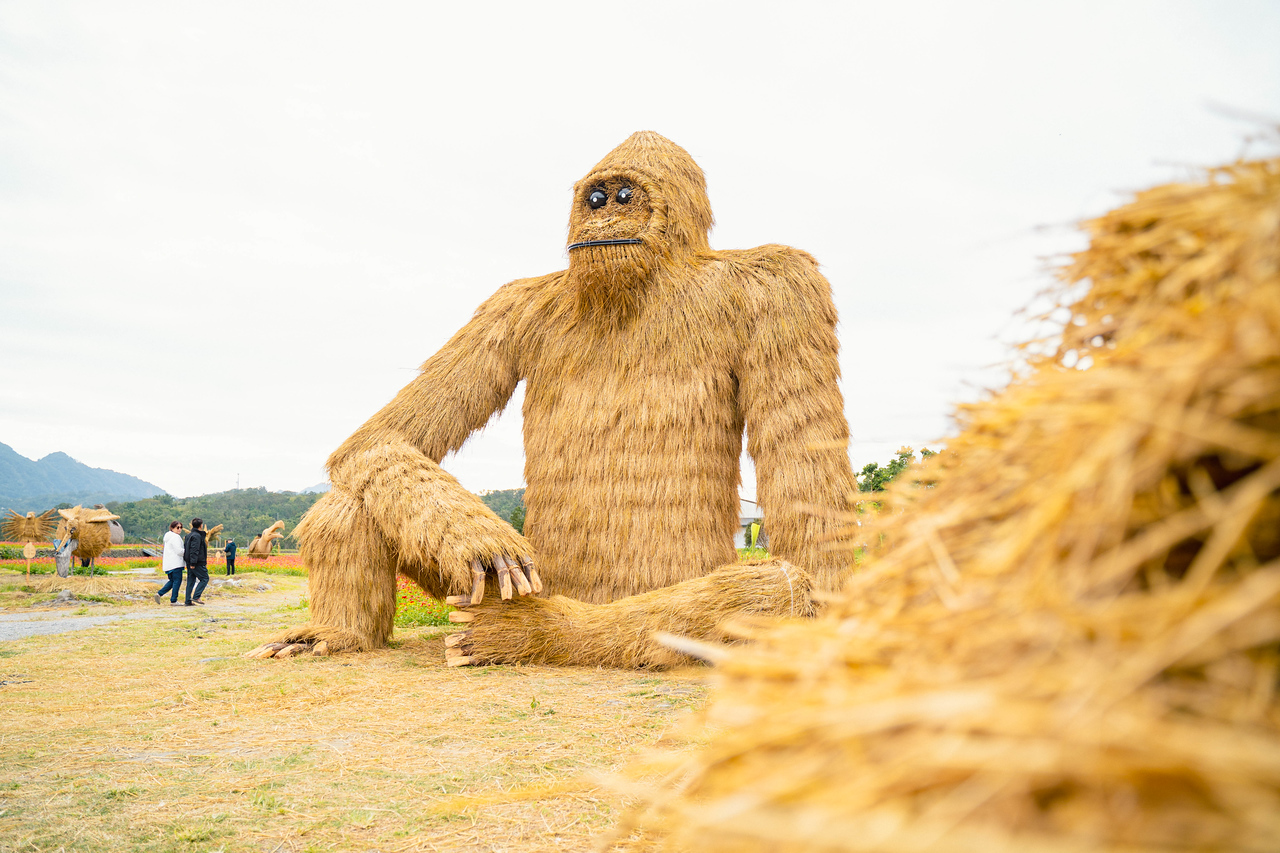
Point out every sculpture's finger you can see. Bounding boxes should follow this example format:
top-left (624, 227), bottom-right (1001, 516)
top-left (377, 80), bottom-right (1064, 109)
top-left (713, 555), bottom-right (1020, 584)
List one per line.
top-left (244, 642), bottom-right (287, 659)
top-left (274, 643), bottom-right (309, 659)
top-left (444, 628), bottom-right (480, 666)
top-left (503, 554), bottom-right (533, 596)
top-left (496, 555), bottom-right (514, 600)
top-left (311, 641), bottom-right (330, 657)
top-left (444, 594), bottom-right (472, 606)
top-left (470, 558), bottom-right (486, 605)
top-left (448, 610), bottom-right (475, 623)
top-left (518, 556), bottom-right (543, 594)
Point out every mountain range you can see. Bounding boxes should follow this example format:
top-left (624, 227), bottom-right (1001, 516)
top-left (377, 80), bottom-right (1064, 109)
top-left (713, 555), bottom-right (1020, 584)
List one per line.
top-left (0, 442), bottom-right (166, 512)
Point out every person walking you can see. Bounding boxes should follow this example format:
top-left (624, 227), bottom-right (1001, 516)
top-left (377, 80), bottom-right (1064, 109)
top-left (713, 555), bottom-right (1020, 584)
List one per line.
top-left (225, 538), bottom-right (237, 576)
top-left (183, 518), bottom-right (209, 606)
top-left (155, 521), bottom-right (185, 605)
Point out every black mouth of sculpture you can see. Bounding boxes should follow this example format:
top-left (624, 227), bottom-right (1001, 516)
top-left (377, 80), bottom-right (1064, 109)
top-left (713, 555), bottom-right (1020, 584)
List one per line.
top-left (567, 238), bottom-right (644, 251)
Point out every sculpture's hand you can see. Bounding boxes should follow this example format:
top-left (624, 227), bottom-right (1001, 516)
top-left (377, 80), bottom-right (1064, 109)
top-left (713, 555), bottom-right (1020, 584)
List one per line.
top-left (441, 554), bottom-right (542, 666)
top-left (452, 554), bottom-right (542, 605)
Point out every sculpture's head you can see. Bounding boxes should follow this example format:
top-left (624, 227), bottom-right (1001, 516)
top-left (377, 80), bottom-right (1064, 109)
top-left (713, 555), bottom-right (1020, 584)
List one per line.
top-left (567, 131), bottom-right (714, 322)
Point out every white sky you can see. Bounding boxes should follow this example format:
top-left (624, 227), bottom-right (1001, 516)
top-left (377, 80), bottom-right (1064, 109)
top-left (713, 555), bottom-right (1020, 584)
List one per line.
top-left (1, 1), bottom-right (1277, 499)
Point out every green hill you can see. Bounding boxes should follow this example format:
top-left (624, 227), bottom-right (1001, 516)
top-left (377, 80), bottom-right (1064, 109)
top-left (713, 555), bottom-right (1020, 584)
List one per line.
top-left (106, 489), bottom-right (323, 546)
top-left (0, 442), bottom-right (164, 511)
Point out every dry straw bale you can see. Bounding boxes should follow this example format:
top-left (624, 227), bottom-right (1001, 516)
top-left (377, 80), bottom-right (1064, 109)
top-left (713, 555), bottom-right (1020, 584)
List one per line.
top-left (22, 575), bottom-right (157, 598)
top-left (609, 155), bottom-right (1280, 851)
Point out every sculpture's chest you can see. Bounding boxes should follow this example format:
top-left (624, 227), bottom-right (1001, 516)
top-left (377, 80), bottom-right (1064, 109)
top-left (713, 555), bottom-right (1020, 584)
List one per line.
top-left (522, 299), bottom-right (744, 439)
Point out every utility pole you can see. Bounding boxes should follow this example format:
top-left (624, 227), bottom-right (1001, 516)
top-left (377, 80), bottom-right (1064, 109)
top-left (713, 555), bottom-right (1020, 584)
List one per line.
top-left (236, 473), bottom-right (239, 490)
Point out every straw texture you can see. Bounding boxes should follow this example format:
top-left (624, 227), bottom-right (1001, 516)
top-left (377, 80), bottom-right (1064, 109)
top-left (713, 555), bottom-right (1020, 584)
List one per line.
top-left (465, 561), bottom-right (816, 669)
top-left (609, 156), bottom-right (1280, 850)
top-left (282, 132), bottom-right (855, 656)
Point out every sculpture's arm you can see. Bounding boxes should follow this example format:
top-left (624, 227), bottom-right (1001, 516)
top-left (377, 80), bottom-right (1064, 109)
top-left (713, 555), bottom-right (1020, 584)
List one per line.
top-left (737, 247), bottom-right (857, 590)
top-left (321, 279), bottom-right (543, 600)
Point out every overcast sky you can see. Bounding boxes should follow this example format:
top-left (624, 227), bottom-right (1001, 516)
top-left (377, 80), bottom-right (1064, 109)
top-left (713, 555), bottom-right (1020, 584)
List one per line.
top-left (1, 1), bottom-right (1278, 499)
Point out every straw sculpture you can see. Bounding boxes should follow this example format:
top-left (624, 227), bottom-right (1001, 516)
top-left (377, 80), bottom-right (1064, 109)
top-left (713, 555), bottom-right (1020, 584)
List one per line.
top-left (52, 505), bottom-right (119, 570)
top-left (246, 520), bottom-right (284, 557)
top-left (2, 509), bottom-right (56, 577)
top-left (608, 155), bottom-right (1280, 850)
top-left (203, 522), bottom-right (224, 548)
top-left (252, 131), bottom-right (856, 661)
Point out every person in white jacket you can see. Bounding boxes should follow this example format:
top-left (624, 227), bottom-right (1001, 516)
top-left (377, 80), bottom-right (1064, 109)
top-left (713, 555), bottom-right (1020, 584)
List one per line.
top-left (155, 521), bottom-right (186, 605)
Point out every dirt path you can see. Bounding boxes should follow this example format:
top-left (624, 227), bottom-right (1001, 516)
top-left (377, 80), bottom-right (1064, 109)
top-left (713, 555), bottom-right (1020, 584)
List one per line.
top-left (0, 608), bottom-right (194, 641)
top-left (0, 572), bottom-right (303, 642)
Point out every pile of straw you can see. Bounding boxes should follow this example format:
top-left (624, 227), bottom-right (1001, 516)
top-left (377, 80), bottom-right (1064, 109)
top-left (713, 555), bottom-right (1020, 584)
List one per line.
top-left (22, 575), bottom-right (157, 598)
top-left (610, 155), bottom-right (1280, 850)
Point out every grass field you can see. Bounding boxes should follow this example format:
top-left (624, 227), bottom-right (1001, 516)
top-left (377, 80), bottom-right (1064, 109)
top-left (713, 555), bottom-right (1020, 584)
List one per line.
top-left (0, 567), bottom-right (709, 851)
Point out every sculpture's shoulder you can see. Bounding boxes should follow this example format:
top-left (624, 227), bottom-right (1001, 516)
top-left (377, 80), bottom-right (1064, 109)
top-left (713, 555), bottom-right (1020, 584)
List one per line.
top-left (483, 269), bottom-right (570, 316)
top-left (716, 244), bottom-right (820, 276)
top-left (713, 245), bottom-right (834, 316)
top-left (476, 269), bottom-right (576, 358)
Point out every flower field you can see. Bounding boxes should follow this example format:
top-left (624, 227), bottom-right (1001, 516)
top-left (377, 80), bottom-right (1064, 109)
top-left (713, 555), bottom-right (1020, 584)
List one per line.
top-left (0, 555), bottom-right (158, 572)
top-left (395, 574), bottom-right (454, 627)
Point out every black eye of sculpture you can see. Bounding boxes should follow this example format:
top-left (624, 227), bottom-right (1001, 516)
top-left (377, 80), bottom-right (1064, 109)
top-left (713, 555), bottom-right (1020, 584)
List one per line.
top-left (588, 190), bottom-right (608, 209)
top-left (616, 186), bottom-right (633, 204)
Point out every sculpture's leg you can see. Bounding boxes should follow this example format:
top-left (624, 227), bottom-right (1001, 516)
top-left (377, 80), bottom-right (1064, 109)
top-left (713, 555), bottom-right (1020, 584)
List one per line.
top-left (246, 488), bottom-right (397, 659)
top-left (446, 560), bottom-right (816, 669)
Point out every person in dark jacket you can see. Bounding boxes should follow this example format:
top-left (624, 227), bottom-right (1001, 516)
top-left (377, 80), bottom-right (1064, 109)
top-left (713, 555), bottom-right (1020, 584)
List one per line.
top-left (225, 538), bottom-right (237, 576)
top-left (183, 518), bottom-right (209, 606)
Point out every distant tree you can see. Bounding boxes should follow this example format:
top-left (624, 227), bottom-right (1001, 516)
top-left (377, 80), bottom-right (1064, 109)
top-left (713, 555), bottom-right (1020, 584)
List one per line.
top-left (479, 488), bottom-right (525, 524)
top-left (508, 506), bottom-right (525, 535)
top-left (857, 447), bottom-right (936, 492)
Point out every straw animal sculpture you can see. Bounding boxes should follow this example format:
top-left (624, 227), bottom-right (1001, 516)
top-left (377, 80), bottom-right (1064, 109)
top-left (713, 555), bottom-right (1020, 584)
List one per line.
top-left (246, 520), bottom-right (284, 557)
top-left (607, 155), bottom-right (1280, 850)
top-left (251, 131), bottom-right (856, 662)
top-left (53, 506), bottom-right (119, 570)
top-left (2, 510), bottom-right (56, 577)
top-left (204, 523), bottom-right (224, 547)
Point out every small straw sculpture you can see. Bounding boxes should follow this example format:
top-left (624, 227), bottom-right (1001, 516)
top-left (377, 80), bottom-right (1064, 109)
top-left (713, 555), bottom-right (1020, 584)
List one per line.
top-left (246, 520), bottom-right (285, 557)
top-left (53, 506), bottom-right (119, 567)
top-left (608, 155), bottom-right (1280, 850)
top-left (2, 510), bottom-right (56, 576)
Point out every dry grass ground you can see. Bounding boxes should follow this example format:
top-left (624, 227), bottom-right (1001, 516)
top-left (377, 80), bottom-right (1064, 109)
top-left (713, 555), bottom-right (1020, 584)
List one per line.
top-left (0, 568), bottom-right (708, 852)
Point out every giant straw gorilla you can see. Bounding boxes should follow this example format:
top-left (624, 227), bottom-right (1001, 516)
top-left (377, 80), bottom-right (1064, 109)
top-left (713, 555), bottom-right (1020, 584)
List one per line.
top-left (253, 132), bottom-right (857, 664)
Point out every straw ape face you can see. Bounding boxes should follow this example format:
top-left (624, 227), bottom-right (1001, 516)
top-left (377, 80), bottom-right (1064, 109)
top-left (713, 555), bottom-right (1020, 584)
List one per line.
top-left (257, 131), bottom-right (856, 662)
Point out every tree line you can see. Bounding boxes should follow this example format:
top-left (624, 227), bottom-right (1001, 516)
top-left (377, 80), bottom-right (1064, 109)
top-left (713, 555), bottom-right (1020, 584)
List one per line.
top-left (96, 487), bottom-right (531, 546)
